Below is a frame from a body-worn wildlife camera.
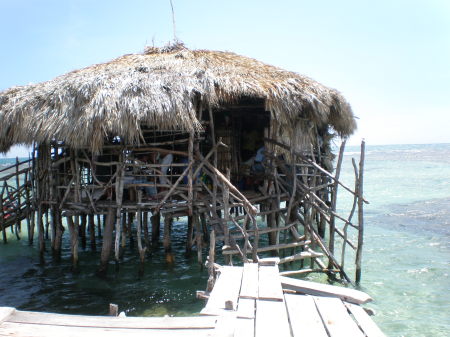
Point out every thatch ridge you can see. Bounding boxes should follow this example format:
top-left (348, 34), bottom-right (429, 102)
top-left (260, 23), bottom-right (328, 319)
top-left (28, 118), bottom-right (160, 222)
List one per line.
top-left (0, 44), bottom-right (356, 152)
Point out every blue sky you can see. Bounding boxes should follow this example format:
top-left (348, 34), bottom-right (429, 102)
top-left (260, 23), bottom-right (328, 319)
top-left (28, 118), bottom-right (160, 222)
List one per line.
top-left (1, 0), bottom-right (449, 157)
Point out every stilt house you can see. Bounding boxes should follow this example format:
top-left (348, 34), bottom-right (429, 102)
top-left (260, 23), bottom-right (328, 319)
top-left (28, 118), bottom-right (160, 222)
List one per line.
top-left (0, 43), bottom-right (365, 282)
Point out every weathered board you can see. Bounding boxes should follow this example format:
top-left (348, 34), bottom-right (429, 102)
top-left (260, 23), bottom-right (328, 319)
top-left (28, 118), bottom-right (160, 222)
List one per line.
top-left (280, 276), bottom-right (373, 304)
top-left (201, 266), bottom-right (243, 315)
top-left (258, 265), bottom-right (283, 301)
top-left (313, 296), bottom-right (365, 337)
top-left (255, 300), bottom-right (290, 337)
top-left (236, 298), bottom-right (255, 319)
top-left (0, 322), bottom-right (214, 337)
top-left (0, 307), bottom-right (15, 323)
top-left (345, 302), bottom-right (386, 337)
top-left (8, 310), bottom-right (217, 329)
top-left (284, 294), bottom-right (328, 337)
top-left (239, 263), bottom-right (258, 299)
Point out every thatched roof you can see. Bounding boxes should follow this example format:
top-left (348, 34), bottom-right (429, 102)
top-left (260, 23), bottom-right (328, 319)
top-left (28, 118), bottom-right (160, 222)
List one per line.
top-left (0, 43), bottom-right (356, 152)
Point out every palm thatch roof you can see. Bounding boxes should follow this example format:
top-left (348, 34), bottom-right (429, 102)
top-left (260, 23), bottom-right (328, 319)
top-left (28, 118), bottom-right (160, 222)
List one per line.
top-left (0, 42), bottom-right (356, 153)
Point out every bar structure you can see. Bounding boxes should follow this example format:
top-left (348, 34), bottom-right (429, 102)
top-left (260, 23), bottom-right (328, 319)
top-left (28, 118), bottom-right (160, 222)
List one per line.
top-left (0, 43), bottom-right (366, 283)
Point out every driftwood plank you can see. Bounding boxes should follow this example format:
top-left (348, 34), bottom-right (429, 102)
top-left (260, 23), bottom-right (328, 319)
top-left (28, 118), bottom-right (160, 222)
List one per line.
top-left (0, 307), bottom-right (15, 323)
top-left (239, 263), bottom-right (258, 299)
top-left (284, 294), bottom-right (328, 337)
top-left (237, 298), bottom-right (255, 319)
top-left (258, 265), bottom-right (283, 301)
top-left (313, 296), bottom-right (365, 337)
top-left (0, 322), bottom-right (214, 337)
top-left (345, 302), bottom-right (386, 337)
top-left (8, 310), bottom-right (217, 329)
top-left (280, 276), bottom-right (373, 304)
top-left (201, 266), bottom-right (244, 315)
top-left (255, 300), bottom-right (290, 337)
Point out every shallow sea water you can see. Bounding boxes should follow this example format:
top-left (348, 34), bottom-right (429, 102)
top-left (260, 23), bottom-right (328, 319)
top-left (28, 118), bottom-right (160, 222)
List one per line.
top-left (1, 143), bottom-right (449, 336)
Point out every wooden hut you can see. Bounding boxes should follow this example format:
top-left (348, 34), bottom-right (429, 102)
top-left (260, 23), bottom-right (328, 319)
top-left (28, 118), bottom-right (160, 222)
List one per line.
top-left (0, 42), bottom-right (365, 283)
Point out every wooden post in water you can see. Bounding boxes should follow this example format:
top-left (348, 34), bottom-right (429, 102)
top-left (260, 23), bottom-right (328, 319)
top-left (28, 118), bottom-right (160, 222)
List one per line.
top-left (163, 215), bottom-right (174, 264)
top-left (355, 140), bottom-right (365, 284)
top-left (98, 207), bottom-right (115, 277)
top-left (143, 211), bottom-right (150, 250)
top-left (88, 214), bottom-right (96, 251)
top-left (0, 195), bottom-right (6, 243)
top-left (206, 229), bottom-right (216, 293)
top-left (15, 157), bottom-right (21, 240)
top-left (80, 214), bottom-right (87, 250)
top-left (328, 140), bottom-right (346, 270)
top-left (67, 215), bottom-right (79, 272)
top-left (136, 190), bottom-right (146, 275)
top-left (151, 212), bottom-right (160, 244)
top-left (195, 214), bottom-right (203, 266)
top-left (185, 215), bottom-right (194, 256)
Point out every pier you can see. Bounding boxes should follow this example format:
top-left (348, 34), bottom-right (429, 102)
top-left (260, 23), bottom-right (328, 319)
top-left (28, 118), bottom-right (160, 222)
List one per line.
top-left (0, 260), bottom-right (385, 337)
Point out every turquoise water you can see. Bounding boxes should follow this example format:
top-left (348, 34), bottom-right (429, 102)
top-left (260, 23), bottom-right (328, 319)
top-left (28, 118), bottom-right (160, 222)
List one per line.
top-left (1, 144), bottom-right (449, 336)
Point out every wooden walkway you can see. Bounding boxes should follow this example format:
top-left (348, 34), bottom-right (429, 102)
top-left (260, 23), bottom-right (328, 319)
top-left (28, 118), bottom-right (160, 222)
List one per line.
top-left (0, 261), bottom-right (386, 337)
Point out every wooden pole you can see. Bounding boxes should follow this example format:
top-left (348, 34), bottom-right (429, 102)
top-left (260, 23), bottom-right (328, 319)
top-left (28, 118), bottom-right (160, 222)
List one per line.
top-left (163, 215), bottom-right (174, 264)
top-left (206, 229), bottom-right (216, 293)
top-left (98, 207), bottom-right (115, 277)
top-left (151, 212), bottom-right (161, 244)
top-left (136, 191), bottom-right (146, 275)
top-left (185, 215), bottom-right (194, 256)
top-left (195, 214), bottom-right (203, 266)
top-left (328, 140), bottom-right (346, 270)
top-left (80, 214), bottom-right (87, 250)
top-left (67, 216), bottom-right (79, 272)
top-left (355, 140), bottom-right (365, 284)
top-left (88, 214), bottom-right (96, 251)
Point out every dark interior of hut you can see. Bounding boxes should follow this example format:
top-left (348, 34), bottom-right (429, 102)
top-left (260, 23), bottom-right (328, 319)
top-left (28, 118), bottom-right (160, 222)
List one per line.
top-left (49, 97), bottom-right (272, 205)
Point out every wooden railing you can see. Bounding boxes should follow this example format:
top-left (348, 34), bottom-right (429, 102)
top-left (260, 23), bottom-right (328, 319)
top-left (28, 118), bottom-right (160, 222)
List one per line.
top-left (0, 158), bottom-right (34, 243)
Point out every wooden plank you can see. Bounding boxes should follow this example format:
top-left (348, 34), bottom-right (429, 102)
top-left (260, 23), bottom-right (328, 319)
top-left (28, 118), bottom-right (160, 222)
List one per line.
top-left (8, 310), bottom-right (217, 329)
top-left (0, 322), bottom-right (213, 337)
top-left (280, 276), bottom-right (373, 304)
top-left (237, 298), bottom-right (255, 319)
top-left (239, 263), bottom-right (259, 299)
top-left (258, 265), bottom-right (283, 301)
top-left (345, 302), bottom-right (386, 337)
top-left (0, 307), bottom-right (15, 323)
top-left (234, 318), bottom-right (255, 337)
top-left (284, 294), bottom-right (328, 337)
top-left (258, 257), bottom-right (280, 266)
top-left (201, 266), bottom-right (243, 315)
top-left (255, 300), bottom-right (290, 337)
top-left (313, 296), bottom-right (365, 337)
top-left (212, 312), bottom-right (236, 337)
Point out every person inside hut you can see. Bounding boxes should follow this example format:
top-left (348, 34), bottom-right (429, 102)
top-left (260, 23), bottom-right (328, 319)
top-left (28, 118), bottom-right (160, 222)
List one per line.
top-left (158, 153), bottom-right (173, 190)
top-left (125, 153), bottom-right (158, 200)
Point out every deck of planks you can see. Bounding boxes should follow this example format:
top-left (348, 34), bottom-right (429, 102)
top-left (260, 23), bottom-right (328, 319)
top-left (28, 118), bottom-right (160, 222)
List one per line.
top-left (0, 262), bottom-right (385, 337)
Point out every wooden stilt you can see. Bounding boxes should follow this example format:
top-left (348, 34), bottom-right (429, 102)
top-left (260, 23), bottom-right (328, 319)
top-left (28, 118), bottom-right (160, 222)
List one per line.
top-left (151, 212), bottom-right (161, 244)
top-left (355, 140), bottom-right (365, 284)
top-left (80, 214), bottom-right (87, 250)
top-left (195, 215), bottom-right (203, 266)
top-left (163, 215), bottom-right (174, 264)
top-left (136, 191), bottom-right (146, 276)
top-left (185, 215), bottom-right (194, 256)
top-left (142, 211), bottom-right (150, 250)
top-left (206, 229), bottom-right (216, 293)
top-left (98, 208), bottom-right (115, 277)
top-left (67, 216), bottom-right (79, 272)
top-left (37, 204), bottom-right (45, 262)
top-left (88, 214), bottom-right (96, 251)
top-left (97, 214), bottom-right (102, 238)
